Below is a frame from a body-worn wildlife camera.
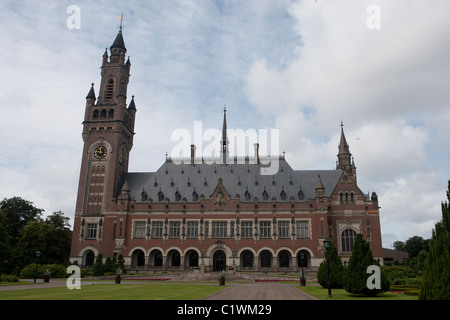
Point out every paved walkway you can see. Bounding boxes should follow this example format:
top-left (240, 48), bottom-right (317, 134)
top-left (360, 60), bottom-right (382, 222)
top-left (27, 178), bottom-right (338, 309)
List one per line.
top-left (203, 282), bottom-right (316, 300)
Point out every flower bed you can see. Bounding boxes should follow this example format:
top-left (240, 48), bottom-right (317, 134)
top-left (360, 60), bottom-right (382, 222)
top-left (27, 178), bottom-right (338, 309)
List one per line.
top-left (255, 279), bottom-right (293, 282)
top-left (123, 277), bottom-right (171, 281)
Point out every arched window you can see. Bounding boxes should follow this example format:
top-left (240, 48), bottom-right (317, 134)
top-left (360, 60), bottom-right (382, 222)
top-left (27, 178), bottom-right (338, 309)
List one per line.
top-left (83, 250), bottom-right (95, 267)
top-left (92, 109), bottom-right (99, 119)
top-left (241, 251), bottom-right (254, 268)
top-left (132, 250), bottom-right (145, 267)
top-left (105, 79), bottom-right (114, 100)
top-left (260, 250), bottom-right (272, 268)
top-left (100, 109), bottom-right (107, 119)
top-left (297, 250), bottom-right (310, 268)
top-left (278, 250), bottom-right (290, 268)
top-left (341, 229), bottom-right (357, 252)
top-left (187, 251), bottom-right (199, 267)
top-left (107, 108), bottom-right (114, 119)
top-left (170, 251), bottom-right (180, 267)
top-left (153, 251), bottom-right (163, 267)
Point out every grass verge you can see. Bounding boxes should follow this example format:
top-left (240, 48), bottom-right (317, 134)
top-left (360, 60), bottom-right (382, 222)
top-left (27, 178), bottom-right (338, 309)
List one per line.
top-left (0, 283), bottom-right (229, 300)
top-left (297, 286), bottom-right (417, 300)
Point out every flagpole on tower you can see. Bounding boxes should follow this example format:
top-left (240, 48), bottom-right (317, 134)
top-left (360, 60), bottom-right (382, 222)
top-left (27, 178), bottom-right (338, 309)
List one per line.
top-left (118, 13), bottom-right (124, 31)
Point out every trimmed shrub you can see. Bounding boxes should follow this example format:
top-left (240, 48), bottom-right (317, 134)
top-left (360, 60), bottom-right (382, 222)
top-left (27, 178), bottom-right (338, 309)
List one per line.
top-left (0, 274), bottom-right (19, 282)
top-left (343, 234), bottom-right (390, 296)
top-left (317, 242), bottom-right (345, 288)
top-left (19, 263), bottom-right (44, 279)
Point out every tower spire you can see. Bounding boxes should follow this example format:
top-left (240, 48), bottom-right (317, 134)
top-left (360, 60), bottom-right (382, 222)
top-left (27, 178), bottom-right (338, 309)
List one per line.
top-left (110, 15), bottom-right (126, 59)
top-left (337, 122), bottom-right (356, 180)
top-left (221, 106), bottom-right (228, 165)
top-left (338, 121), bottom-right (350, 155)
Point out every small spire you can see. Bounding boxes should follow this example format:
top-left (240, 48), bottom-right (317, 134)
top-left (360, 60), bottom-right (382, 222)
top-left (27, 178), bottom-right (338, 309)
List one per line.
top-left (86, 83), bottom-right (96, 100)
top-left (128, 95), bottom-right (136, 111)
top-left (221, 106), bottom-right (228, 164)
top-left (338, 121), bottom-right (350, 155)
top-left (111, 15), bottom-right (126, 54)
top-left (121, 179), bottom-right (130, 192)
top-left (315, 175), bottom-right (325, 190)
top-left (222, 105), bottom-right (227, 139)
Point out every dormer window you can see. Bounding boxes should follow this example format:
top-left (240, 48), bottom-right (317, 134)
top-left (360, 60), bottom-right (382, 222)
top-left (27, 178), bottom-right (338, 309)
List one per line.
top-left (175, 189), bottom-right (181, 201)
top-left (280, 188), bottom-right (287, 201)
top-left (141, 189), bottom-right (148, 202)
top-left (158, 189), bottom-right (164, 202)
top-left (244, 188), bottom-right (251, 201)
top-left (192, 189), bottom-right (198, 201)
top-left (262, 188), bottom-right (269, 201)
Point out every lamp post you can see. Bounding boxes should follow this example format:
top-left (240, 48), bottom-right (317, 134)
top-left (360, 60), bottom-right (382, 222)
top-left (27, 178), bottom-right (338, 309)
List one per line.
top-left (299, 252), bottom-right (306, 286)
top-left (323, 238), bottom-right (332, 298)
top-left (34, 251), bottom-right (41, 283)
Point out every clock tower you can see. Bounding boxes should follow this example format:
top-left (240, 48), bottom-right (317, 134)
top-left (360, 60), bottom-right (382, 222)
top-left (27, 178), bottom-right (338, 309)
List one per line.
top-left (74, 27), bottom-right (136, 223)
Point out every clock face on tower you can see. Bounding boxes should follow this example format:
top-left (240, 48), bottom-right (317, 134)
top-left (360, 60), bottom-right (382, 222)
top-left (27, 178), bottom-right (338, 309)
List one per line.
top-left (94, 145), bottom-right (107, 160)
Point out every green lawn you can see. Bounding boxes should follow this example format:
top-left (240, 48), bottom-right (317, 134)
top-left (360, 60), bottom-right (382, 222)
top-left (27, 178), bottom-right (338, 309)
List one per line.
top-left (0, 283), bottom-right (229, 300)
top-left (297, 285), bottom-right (417, 300)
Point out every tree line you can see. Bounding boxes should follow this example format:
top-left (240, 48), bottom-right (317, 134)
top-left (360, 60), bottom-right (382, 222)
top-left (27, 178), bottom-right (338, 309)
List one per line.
top-left (0, 197), bottom-right (72, 275)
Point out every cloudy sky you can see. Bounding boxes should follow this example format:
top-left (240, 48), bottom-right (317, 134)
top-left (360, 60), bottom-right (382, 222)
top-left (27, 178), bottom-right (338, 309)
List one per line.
top-left (0, 0), bottom-right (449, 248)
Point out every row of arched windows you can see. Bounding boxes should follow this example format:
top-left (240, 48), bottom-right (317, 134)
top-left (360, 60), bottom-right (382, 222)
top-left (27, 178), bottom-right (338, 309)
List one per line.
top-left (81, 229), bottom-right (358, 268)
top-left (92, 108), bottom-right (114, 120)
top-left (340, 192), bottom-right (355, 204)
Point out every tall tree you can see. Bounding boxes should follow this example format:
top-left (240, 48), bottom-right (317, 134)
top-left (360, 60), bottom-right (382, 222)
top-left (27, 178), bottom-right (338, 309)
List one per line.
top-left (419, 180), bottom-right (450, 300)
top-left (13, 211), bottom-right (72, 267)
top-left (317, 242), bottom-right (345, 288)
top-left (0, 211), bottom-right (11, 274)
top-left (343, 234), bottom-right (390, 296)
top-left (0, 197), bottom-right (43, 247)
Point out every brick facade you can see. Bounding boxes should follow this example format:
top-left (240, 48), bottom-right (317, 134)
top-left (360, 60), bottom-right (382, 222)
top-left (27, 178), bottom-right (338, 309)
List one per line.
top-left (70, 30), bottom-right (383, 272)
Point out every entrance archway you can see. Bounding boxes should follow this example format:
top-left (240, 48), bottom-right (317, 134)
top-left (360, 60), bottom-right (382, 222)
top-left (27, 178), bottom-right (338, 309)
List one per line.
top-left (278, 250), bottom-right (291, 268)
top-left (83, 250), bottom-right (95, 267)
top-left (131, 249), bottom-right (145, 267)
top-left (185, 250), bottom-right (199, 267)
top-left (297, 250), bottom-right (311, 268)
top-left (213, 250), bottom-right (226, 271)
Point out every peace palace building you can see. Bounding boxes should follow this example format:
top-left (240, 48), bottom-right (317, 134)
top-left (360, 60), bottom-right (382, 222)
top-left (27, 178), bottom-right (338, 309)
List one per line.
top-left (70, 29), bottom-right (384, 272)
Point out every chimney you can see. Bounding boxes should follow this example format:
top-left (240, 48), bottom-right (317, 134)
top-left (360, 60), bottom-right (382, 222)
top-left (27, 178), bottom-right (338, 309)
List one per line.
top-left (190, 144), bottom-right (196, 166)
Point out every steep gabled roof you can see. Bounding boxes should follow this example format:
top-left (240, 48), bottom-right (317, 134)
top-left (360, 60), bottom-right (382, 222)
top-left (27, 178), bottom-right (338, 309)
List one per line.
top-left (122, 157), bottom-right (343, 203)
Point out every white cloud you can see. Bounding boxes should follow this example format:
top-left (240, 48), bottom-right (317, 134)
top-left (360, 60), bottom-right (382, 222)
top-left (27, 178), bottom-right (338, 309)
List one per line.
top-left (0, 1), bottom-right (448, 247)
top-left (244, 0), bottom-right (450, 247)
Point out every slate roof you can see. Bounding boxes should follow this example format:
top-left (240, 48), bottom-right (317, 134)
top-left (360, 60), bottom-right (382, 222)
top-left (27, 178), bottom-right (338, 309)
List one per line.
top-left (110, 30), bottom-right (126, 52)
top-left (122, 157), bottom-right (343, 203)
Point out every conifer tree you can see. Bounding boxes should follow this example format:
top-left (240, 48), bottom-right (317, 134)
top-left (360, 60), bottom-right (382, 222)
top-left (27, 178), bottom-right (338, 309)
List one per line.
top-left (343, 233), bottom-right (390, 296)
top-left (317, 242), bottom-right (344, 288)
top-left (419, 180), bottom-right (450, 300)
top-left (117, 254), bottom-right (126, 274)
top-left (93, 254), bottom-right (104, 276)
